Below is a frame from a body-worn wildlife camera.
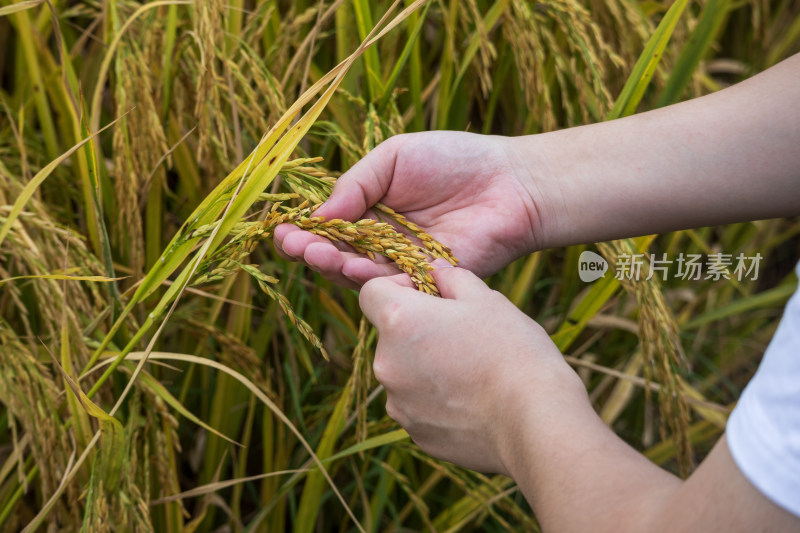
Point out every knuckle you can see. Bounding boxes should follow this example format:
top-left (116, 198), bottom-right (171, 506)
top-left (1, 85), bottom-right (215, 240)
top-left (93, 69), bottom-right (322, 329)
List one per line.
top-left (359, 276), bottom-right (379, 298)
top-left (384, 398), bottom-right (407, 426)
top-left (408, 434), bottom-right (432, 455)
top-left (371, 348), bottom-right (391, 385)
top-left (358, 278), bottom-right (381, 310)
top-left (404, 430), bottom-right (440, 460)
top-left (382, 133), bottom-right (406, 151)
top-left (360, 279), bottom-right (409, 328)
top-left (379, 301), bottom-right (407, 330)
top-left (486, 288), bottom-right (510, 305)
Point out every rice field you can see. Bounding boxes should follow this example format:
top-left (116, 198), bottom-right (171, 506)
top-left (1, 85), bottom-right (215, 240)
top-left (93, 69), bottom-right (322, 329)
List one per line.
top-left (0, 0), bottom-right (799, 531)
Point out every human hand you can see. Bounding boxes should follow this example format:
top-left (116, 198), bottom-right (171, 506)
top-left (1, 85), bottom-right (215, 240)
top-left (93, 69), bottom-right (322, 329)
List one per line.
top-left (274, 131), bottom-right (546, 288)
top-left (358, 261), bottom-right (585, 474)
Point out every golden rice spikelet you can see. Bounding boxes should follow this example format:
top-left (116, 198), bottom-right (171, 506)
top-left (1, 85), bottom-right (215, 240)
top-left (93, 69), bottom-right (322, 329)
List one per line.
top-left (291, 210), bottom-right (455, 297)
top-left (374, 203), bottom-right (458, 266)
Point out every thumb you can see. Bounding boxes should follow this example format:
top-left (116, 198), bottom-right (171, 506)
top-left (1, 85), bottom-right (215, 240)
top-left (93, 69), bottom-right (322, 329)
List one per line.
top-left (315, 138), bottom-right (399, 221)
top-left (430, 259), bottom-right (491, 301)
top-left (359, 273), bottom-right (417, 328)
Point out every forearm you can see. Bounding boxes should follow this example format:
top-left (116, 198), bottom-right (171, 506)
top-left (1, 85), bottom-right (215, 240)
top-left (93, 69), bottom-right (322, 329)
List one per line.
top-left (499, 361), bottom-right (682, 532)
top-left (513, 53), bottom-right (800, 250)
top-left (500, 359), bottom-right (800, 532)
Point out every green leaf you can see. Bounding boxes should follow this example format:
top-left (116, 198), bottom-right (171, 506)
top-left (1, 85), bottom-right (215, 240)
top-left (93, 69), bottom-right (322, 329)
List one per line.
top-left (0, 116), bottom-right (122, 249)
top-left (551, 236), bottom-right (656, 352)
top-left (50, 354), bottom-right (125, 489)
top-left (378, 1), bottom-right (431, 109)
top-left (657, 0), bottom-right (732, 106)
top-left (135, 369), bottom-right (243, 447)
top-left (294, 379), bottom-right (353, 533)
top-left (0, 274), bottom-right (125, 287)
top-left (0, 0), bottom-right (43, 17)
top-left (608, 0), bottom-right (691, 119)
top-left (325, 429), bottom-right (410, 463)
top-left (682, 281), bottom-right (797, 329)
top-left (353, 0), bottom-right (383, 101)
top-left (448, 0), bottom-right (510, 103)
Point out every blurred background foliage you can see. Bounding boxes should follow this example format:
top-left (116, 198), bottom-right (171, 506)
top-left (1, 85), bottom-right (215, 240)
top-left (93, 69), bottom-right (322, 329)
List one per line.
top-left (0, 0), bottom-right (798, 531)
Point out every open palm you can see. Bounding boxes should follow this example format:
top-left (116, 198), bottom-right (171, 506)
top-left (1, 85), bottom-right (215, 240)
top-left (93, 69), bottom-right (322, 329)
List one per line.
top-left (274, 131), bottom-right (542, 288)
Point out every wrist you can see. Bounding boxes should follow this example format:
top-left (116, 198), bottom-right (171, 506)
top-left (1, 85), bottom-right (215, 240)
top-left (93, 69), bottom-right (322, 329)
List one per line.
top-left (504, 134), bottom-right (574, 251)
top-left (494, 352), bottom-right (591, 479)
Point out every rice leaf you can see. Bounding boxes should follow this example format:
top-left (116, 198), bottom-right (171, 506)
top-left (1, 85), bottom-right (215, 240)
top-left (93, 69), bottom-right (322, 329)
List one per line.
top-left (377, 1), bottom-right (432, 110)
top-left (49, 355), bottom-right (124, 489)
top-left (0, 274), bottom-right (125, 286)
top-left (134, 369), bottom-right (243, 447)
top-left (325, 429), bottom-right (410, 463)
top-left (109, 351), bottom-right (365, 532)
top-left (0, 0), bottom-right (43, 17)
top-left (608, 0), bottom-right (690, 119)
top-left (657, 0), bottom-right (732, 106)
top-left (683, 280), bottom-right (797, 329)
top-left (295, 377), bottom-right (353, 533)
top-left (0, 116), bottom-right (123, 249)
top-left (551, 236), bottom-right (656, 352)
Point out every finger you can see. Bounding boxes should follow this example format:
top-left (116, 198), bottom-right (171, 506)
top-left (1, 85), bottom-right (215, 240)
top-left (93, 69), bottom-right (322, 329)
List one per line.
top-left (277, 220), bottom-right (412, 288)
top-left (272, 234), bottom-right (293, 262)
top-left (275, 225), bottom-right (361, 288)
top-left (299, 242), bottom-right (357, 289)
top-left (278, 208), bottom-right (395, 261)
top-left (359, 273), bottom-right (417, 329)
top-left (341, 257), bottom-right (404, 286)
top-left (276, 224), bottom-right (356, 256)
top-left (273, 224), bottom-right (304, 258)
top-left (306, 244), bottom-right (397, 289)
top-left (430, 259), bottom-right (491, 301)
top-left (275, 225), bottom-right (332, 266)
top-left (278, 226), bottom-right (335, 261)
top-left (315, 136), bottom-right (403, 221)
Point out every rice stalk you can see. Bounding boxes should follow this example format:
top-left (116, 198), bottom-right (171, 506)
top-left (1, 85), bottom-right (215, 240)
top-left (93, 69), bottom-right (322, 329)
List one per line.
top-left (0, 332), bottom-right (81, 530)
top-left (112, 43), bottom-right (170, 277)
top-left (598, 241), bottom-right (693, 476)
top-left (2, 0), bottom-right (797, 530)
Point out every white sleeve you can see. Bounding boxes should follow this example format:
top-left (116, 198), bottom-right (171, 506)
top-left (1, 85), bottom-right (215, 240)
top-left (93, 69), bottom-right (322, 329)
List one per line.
top-left (726, 261), bottom-right (800, 518)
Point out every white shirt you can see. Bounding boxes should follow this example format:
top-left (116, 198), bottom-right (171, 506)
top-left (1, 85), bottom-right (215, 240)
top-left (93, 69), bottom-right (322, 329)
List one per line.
top-left (727, 261), bottom-right (800, 517)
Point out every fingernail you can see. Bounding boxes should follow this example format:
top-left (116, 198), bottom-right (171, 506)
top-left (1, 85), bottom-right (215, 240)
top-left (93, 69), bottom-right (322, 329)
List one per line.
top-left (431, 258), bottom-right (455, 269)
top-left (305, 257), bottom-right (321, 272)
